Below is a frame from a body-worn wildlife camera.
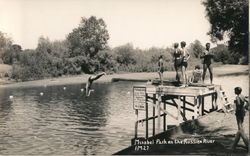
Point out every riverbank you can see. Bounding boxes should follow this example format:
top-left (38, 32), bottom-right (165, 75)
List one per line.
top-left (0, 65), bottom-right (248, 88)
top-left (115, 111), bottom-right (249, 155)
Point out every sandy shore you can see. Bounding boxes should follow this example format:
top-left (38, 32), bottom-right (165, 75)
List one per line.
top-left (115, 111), bottom-right (249, 155)
top-left (0, 65), bottom-right (248, 89)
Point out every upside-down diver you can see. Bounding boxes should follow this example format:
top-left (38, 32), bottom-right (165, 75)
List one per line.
top-left (85, 72), bottom-right (106, 96)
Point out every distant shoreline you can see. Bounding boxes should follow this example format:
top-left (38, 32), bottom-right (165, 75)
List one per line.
top-left (0, 65), bottom-right (248, 88)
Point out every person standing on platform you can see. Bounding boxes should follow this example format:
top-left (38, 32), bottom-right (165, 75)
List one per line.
top-left (201, 43), bottom-right (213, 84)
top-left (180, 41), bottom-right (190, 87)
top-left (173, 43), bottom-right (182, 83)
top-left (158, 55), bottom-right (164, 85)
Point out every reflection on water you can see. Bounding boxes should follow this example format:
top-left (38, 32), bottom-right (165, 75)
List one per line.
top-left (0, 82), bottom-right (137, 155)
top-left (0, 74), bottom-right (248, 155)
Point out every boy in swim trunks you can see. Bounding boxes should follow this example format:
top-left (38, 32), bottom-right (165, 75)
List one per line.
top-left (231, 87), bottom-right (249, 150)
top-left (85, 72), bottom-right (106, 96)
top-left (173, 43), bottom-right (182, 83)
top-left (201, 43), bottom-right (213, 84)
top-left (158, 55), bottom-right (164, 85)
top-left (180, 41), bottom-right (190, 87)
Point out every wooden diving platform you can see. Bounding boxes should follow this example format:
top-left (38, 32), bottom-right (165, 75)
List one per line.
top-left (146, 83), bottom-right (219, 96)
top-left (113, 80), bottom-right (242, 155)
top-left (132, 81), bottom-right (221, 140)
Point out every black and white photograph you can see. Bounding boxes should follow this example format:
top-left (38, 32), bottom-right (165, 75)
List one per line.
top-left (0, 0), bottom-right (249, 155)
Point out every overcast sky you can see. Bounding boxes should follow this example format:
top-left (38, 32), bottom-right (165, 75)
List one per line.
top-left (0, 0), bottom-right (212, 49)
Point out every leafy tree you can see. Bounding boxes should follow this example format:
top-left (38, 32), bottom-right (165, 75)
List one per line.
top-left (2, 44), bottom-right (22, 64)
top-left (50, 40), bottom-right (70, 58)
top-left (211, 44), bottom-right (230, 63)
top-left (18, 49), bottom-right (36, 66)
top-left (66, 16), bottom-right (110, 73)
top-left (114, 43), bottom-right (136, 66)
top-left (0, 31), bottom-right (12, 63)
top-left (202, 0), bottom-right (248, 62)
top-left (67, 16), bottom-right (109, 58)
top-left (35, 37), bottom-right (54, 75)
top-left (36, 36), bottom-right (52, 53)
top-left (12, 49), bottom-right (46, 81)
top-left (96, 49), bottom-right (117, 73)
top-left (188, 40), bottom-right (204, 58)
top-left (34, 36), bottom-right (72, 76)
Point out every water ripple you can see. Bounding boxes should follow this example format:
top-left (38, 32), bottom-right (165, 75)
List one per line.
top-left (0, 82), bottom-right (136, 155)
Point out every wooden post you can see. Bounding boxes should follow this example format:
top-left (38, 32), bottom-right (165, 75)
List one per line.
top-left (134, 109), bottom-right (138, 138)
top-left (157, 93), bottom-right (161, 134)
top-left (214, 92), bottom-right (218, 110)
top-left (177, 96), bottom-right (181, 124)
top-left (135, 121), bottom-right (138, 138)
top-left (183, 96), bottom-right (186, 118)
top-left (212, 93), bottom-right (218, 111)
top-left (198, 96), bottom-right (201, 116)
top-left (202, 96), bottom-right (205, 115)
top-left (163, 100), bottom-right (166, 131)
top-left (153, 94), bottom-right (156, 136)
top-left (193, 97), bottom-right (198, 119)
top-left (145, 94), bottom-right (148, 138)
top-left (211, 94), bottom-right (214, 111)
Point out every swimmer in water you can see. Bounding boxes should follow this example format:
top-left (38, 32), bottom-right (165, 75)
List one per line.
top-left (85, 72), bottom-right (106, 96)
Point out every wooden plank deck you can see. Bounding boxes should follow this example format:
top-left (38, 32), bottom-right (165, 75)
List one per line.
top-left (136, 83), bottom-right (220, 97)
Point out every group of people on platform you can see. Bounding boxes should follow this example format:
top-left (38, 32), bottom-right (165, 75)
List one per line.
top-left (158, 42), bottom-right (213, 86)
top-left (159, 42), bottom-right (249, 151)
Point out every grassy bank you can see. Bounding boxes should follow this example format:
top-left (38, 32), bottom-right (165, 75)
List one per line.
top-left (0, 64), bottom-right (12, 76)
top-left (0, 64), bottom-right (12, 85)
top-left (0, 65), bottom-right (248, 89)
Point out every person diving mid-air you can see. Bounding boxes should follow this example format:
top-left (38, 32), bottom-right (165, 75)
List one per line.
top-left (85, 72), bottom-right (106, 96)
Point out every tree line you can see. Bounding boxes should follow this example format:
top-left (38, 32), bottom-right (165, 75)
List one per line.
top-left (0, 32), bottom-right (244, 81)
top-left (0, 0), bottom-right (248, 81)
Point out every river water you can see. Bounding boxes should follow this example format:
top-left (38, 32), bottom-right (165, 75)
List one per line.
top-left (0, 74), bottom-right (248, 155)
top-left (0, 82), bottom-right (141, 155)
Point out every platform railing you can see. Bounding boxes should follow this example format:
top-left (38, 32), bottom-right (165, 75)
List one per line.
top-left (134, 113), bottom-right (166, 138)
top-left (134, 93), bottom-right (174, 139)
top-left (133, 85), bottom-right (220, 141)
top-left (134, 94), bottom-right (219, 139)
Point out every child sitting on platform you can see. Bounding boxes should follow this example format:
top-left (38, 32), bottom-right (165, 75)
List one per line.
top-left (190, 65), bottom-right (202, 83)
top-left (231, 87), bottom-right (249, 150)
